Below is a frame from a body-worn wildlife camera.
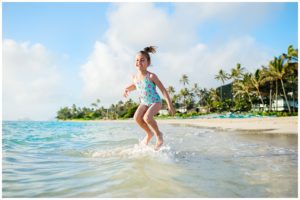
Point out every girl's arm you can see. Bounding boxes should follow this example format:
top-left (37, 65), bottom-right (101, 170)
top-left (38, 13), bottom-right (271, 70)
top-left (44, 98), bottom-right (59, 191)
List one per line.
top-left (150, 73), bottom-right (176, 115)
top-left (123, 76), bottom-right (136, 98)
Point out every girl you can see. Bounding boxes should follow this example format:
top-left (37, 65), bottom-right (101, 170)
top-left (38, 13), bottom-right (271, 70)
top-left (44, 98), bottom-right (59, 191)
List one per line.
top-left (123, 46), bottom-right (175, 150)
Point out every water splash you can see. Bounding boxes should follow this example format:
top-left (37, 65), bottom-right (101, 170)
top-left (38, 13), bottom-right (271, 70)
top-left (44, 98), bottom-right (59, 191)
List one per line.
top-left (90, 143), bottom-right (173, 161)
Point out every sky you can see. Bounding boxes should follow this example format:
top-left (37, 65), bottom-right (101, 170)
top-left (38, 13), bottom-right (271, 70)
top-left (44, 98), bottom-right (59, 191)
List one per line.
top-left (2, 2), bottom-right (298, 121)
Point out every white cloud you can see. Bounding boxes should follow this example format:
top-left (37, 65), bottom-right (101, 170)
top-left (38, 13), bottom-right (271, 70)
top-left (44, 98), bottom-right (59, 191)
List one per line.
top-left (80, 2), bottom-right (275, 106)
top-left (3, 39), bottom-right (66, 120)
top-left (79, 41), bottom-right (136, 107)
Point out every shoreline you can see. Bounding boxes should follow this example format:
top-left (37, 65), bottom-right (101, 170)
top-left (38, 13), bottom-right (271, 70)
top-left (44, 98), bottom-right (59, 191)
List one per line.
top-left (63, 116), bottom-right (298, 135)
top-left (158, 116), bottom-right (298, 135)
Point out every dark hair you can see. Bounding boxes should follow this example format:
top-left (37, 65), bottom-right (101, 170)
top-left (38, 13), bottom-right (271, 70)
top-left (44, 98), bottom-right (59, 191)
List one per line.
top-left (139, 46), bottom-right (157, 64)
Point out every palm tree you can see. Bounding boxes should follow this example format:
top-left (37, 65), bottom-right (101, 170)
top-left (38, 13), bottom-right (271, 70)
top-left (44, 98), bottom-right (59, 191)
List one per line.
top-left (179, 88), bottom-right (189, 112)
top-left (71, 104), bottom-right (77, 117)
top-left (167, 86), bottom-right (175, 99)
top-left (230, 63), bottom-right (245, 81)
top-left (281, 46), bottom-right (298, 113)
top-left (261, 66), bottom-right (276, 111)
top-left (282, 45), bottom-right (298, 62)
top-left (167, 86), bottom-right (177, 110)
top-left (286, 75), bottom-right (298, 112)
top-left (207, 88), bottom-right (220, 112)
top-left (215, 69), bottom-right (229, 101)
top-left (179, 74), bottom-right (189, 111)
top-left (57, 107), bottom-right (72, 120)
top-left (91, 103), bottom-right (97, 110)
top-left (251, 69), bottom-right (265, 110)
top-left (180, 74), bottom-right (189, 87)
top-left (109, 104), bottom-right (118, 119)
top-left (199, 88), bottom-right (209, 108)
top-left (114, 101), bottom-right (124, 118)
top-left (91, 98), bottom-right (101, 111)
top-left (233, 73), bottom-right (254, 110)
top-left (191, 83), bottom-right (201, 106)
top-left (230, 63), bottom-right (246, 103)
top-left (172, 94), bottom-right (181, 109)
top-left (186, 89), bottom-right (195, 110)
top-left (269, 56), bottom-right (291, 112)
top-left (96, 98), bottom-right (101, 105)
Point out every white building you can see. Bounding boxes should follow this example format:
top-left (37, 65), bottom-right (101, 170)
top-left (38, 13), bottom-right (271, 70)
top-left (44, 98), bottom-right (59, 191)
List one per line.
top-left (271, 98), bottom-right (298, 111)
top-left (159, 109), bottom-right (169, 115)
top-left (253, 97), bottom-right (298, 111)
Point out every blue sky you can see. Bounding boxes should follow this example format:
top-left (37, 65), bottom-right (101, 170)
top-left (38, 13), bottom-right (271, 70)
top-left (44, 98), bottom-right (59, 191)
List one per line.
top-left (3, 3), bottom-right (297, 64)
top-left (2, 2), bottom-right (298, 120)
top-left (3, 3), bottom-right (109, 59)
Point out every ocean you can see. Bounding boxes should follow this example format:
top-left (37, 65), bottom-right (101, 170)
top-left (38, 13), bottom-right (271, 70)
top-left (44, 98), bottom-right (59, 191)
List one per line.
top-left (2, 120), bottom-right (298, 197)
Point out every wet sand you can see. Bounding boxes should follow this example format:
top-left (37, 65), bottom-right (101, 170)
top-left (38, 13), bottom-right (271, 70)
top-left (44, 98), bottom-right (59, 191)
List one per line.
top-left (157, 116), bottom-right (298, 134)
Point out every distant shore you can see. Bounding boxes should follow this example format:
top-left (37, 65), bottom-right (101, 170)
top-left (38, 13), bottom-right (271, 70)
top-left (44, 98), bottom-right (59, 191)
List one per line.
top-left (63, 116), bottom-right (298, 135)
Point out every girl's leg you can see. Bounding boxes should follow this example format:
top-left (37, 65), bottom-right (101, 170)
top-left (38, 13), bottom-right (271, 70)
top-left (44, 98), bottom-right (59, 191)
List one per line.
top-left (143, 103), bottom-right (163, 150)
top-left (133, 104), bottom-right (154, 145)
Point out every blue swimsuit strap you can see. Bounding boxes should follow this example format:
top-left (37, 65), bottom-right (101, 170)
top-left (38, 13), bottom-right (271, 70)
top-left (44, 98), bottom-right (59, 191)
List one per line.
top-left (145, 72), bottom-right (155, 85)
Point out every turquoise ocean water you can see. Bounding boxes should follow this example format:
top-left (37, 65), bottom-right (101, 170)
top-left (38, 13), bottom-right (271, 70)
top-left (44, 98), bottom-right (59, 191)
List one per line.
top-left (2, 121), bottom-right (298, 197)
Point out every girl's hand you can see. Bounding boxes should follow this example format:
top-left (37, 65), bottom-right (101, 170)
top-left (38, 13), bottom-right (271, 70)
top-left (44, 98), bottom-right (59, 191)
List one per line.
top-left (123, 83), bottom-right (136, 98)
top-left (123, 89), bottom-right (129, 98)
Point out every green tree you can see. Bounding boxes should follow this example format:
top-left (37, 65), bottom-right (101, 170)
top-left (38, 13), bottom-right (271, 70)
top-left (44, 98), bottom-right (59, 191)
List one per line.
top-left (269, 57), bottom-right (291, 112)
top-left (167, 86), bottom-right (175, 96)
top-left (199, 88), bottom-right (210, 108)
top-left (57, 107), bottom-right (72, 120)
top-left (179, 88), bottom-right (189, 112)
top-left (71, 104), bottom-right (77, 118)
top-left (230, 63), bottom-right (245, 81)
top-left (229, 63), bottom-right (246, 103)
top-left (261, 65), bottom-right (276, 111)
top-left (215, 69), bottom-right (229, 101)
top-left (191, 83), bottom-right (201, 107)
top-left (233, 73), bottom-right (254, 110)
top-left (251, 69), bottom-right (265, 110)
top-left (282, 45), bottom-right (298, 63)
top-left (179, 74), bottom-right (190, 111)
top-left (180, 74), bottom-right (189, 87)
top-left (207, 88), bottom-right (220, 112)
top-left (167, 86), bottom-right (176, 104)
top-left (282, 45), bottom-right (298, 113)
top-left (172, 94), bottom-right (181, 109)
top-left (91, 99), bottom-right (101, 110)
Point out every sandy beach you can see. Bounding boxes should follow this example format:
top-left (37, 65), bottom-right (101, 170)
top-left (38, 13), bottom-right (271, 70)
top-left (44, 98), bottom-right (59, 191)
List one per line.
top-left (68, 116), bottom-right (298, 135)
top-left (157, 116), bottom-right (298, 134)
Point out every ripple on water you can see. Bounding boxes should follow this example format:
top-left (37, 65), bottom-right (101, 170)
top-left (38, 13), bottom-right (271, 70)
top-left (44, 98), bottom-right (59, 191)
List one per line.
top-left (2, 121), bottom-right (298, 198)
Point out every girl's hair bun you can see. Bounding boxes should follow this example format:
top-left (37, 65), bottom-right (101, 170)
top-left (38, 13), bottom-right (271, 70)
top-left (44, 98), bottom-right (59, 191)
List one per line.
top-left (144, 46), bottom-right (157, 54)
top-left (138, 46), bottom-right (157, 64)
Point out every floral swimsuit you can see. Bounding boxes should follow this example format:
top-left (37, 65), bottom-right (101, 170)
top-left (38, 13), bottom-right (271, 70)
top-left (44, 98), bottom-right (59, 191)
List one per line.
top-left (134, 72), bottom-right (162, 106)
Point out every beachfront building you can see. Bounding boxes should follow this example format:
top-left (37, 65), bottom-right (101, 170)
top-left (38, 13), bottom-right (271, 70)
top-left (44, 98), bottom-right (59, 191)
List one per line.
top-left (272, 98), bottom-right (298, 111)
top-left (159, 109), bottom-right (169, 116)
top-left (177, 107), bottom-right (187, 113)
top-left (252, 97), bottom-right (298, 112)
top-left (216, 83), bottom-right (233, 100)
top-left (198, 106), bottom-right (209, 113)
top-left (159, 108), bottom-right (187, 116)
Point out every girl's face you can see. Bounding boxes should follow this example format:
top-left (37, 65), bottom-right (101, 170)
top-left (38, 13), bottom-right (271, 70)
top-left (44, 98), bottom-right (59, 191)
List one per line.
top-left (135, 53), bottom-right (149, 71)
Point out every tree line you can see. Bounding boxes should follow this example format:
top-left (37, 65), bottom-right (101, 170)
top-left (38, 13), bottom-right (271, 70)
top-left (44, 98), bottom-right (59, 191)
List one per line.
top-left (56, 45), bottom-right (298, 120)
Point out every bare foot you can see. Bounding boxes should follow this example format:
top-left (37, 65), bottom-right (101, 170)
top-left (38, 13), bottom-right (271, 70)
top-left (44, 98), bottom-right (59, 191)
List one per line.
top-left (154, 132), bottom-right (164, 151)
top-left (141, 131), bottom-right (154, 145)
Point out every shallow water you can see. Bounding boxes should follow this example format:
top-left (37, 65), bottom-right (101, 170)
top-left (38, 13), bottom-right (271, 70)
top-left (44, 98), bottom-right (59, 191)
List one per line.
top-left (2, 121), bottom-right (298, 197)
